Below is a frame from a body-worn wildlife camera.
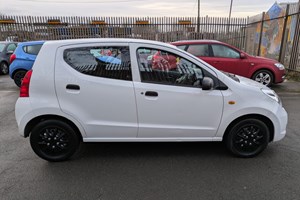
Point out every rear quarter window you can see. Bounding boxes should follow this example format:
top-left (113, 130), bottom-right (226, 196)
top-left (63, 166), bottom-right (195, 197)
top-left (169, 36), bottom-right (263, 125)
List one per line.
top-left (23, 44), bottom-right (43, 55)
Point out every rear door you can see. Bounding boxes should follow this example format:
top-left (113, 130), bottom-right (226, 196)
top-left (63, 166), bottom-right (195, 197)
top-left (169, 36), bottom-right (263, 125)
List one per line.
top-left (55, 43), bottom-right (138, 139)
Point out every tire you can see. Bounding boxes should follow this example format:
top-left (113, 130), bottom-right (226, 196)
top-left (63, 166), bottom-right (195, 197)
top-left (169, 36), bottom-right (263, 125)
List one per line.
top-left (30, 120), bottom-right (80, 162)
top-left (225, 119), bottom-right (270, 158)
top-left (13, 70), bottom-right (27, 87)
top-left (252, 70), bottom-right (274, 87)
top-left (0, 62), bottom-right (9, 75)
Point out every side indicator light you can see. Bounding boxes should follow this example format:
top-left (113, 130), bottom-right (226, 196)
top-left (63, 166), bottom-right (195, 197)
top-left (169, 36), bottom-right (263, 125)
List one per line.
top-left (228, 101), bottom-right (236, 105)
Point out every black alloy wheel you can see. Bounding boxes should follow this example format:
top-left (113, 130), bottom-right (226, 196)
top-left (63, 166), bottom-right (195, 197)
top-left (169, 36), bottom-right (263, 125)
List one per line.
top-left (13, 70), bottom-right (27, 87)
top-left (30, 120), bottom-right (80, 162)
top-left (225, 119), bottom-right (270, 158)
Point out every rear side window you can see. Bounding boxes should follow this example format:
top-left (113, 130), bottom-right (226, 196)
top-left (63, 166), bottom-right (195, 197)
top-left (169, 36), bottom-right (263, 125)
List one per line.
top-left (187, 44), bottom-right (209, 57)
top-left (176, 45), bottom-right (186, 50)
top-left (63, 46), bottom-right (132, 81)
top-left (23, 44), bottom-right (43, 55)
top-left (7, 43), bottom-right (17, 52)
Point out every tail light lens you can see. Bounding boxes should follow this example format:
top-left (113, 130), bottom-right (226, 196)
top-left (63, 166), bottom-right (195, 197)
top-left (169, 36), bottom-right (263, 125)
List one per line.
top-left (20, 70), bottom-right (33, 97)
top-left (10, 54), bottom-right (16, 63)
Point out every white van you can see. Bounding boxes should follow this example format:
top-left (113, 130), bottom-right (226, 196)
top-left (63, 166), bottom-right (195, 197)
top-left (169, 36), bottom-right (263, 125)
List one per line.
top-left (15, 39), bottom-right (288, 161)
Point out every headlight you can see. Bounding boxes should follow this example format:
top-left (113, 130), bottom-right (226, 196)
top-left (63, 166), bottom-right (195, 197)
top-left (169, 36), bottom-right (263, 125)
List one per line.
top-left (274, 63), bottom-right (285, 70)
top-left (261, 88), bottom-right (281, 104)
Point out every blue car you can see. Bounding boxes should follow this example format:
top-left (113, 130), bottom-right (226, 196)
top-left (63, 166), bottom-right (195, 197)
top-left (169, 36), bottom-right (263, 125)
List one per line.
top-left (9, 41), bottom-right (44, 87)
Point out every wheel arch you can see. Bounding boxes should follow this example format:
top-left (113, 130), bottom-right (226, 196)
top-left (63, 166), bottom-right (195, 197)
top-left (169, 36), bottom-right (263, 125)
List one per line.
top-left (12, 68), bottom-right (28, 79)
top-left (0, 60), bottom-right (9, 65)
top-left (222, 114), bottom-right (274, 142)
top-left (24, 114), bottom-right (83, 141)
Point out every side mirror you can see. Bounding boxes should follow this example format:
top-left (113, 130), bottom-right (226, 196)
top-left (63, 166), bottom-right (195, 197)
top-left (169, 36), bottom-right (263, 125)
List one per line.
top-left (202, 77), bottom-right (214, 90)
top-left (240, 53), bottom-right (247, 59)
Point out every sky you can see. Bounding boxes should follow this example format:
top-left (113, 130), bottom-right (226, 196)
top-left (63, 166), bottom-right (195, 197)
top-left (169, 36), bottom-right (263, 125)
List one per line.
top-left (0, 0), bottom-right (298, 18)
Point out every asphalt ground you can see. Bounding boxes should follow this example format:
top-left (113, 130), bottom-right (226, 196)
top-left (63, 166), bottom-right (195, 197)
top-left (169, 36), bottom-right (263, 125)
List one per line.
top-left (1, 74), bottom-right (300, 200)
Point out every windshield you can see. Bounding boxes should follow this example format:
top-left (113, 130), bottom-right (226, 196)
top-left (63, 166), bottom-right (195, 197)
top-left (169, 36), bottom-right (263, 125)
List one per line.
top-left (222, 71), bottom-right (240, 82)
top-left (0, 44), bottom-right (5, 53)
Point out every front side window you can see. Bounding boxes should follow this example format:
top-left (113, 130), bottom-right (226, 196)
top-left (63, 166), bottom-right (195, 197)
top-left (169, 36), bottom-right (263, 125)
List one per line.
top-left (0, 44), bottom-right (5, 53)
top-left (137, 48), bottom-right (204, 87)
top-left (187, 44), bottom-right (209, 57)
top-left (64, 46), bottom-right (131, 81)
top-left (211, 44), bottom-right (240, 59)
top-left (23, 44), bottom-right (43, 55)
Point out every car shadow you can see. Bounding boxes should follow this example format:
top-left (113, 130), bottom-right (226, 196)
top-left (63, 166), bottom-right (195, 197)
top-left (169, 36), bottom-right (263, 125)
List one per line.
top-left (73, 142), bottom-right (229, 161)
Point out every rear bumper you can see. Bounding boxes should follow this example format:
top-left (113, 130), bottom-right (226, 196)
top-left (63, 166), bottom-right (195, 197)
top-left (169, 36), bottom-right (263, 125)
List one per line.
top-left (15, 97), bottom-right (35, 137)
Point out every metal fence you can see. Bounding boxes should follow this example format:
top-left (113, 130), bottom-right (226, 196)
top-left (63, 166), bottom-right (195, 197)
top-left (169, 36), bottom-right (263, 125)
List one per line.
top-left (0, 4), bottom-right (300, 72)
top-left (0, 16), bottom-right (248, 49)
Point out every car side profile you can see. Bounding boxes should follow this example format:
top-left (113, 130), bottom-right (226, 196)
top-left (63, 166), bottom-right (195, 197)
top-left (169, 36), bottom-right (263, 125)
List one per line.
top-left (9, 41), bottom-right (44, 87)
top-left (171, 40), bottom-right (286, 86)
top-left (15, 39), bottom-right (288, 162)
top-left (0, 42), bottom-right (17, 75)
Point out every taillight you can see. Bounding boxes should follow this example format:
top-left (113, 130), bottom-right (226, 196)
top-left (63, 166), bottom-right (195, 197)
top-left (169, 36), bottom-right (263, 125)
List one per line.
top-left (10, 54), bottom-right (16, 63)
top-left (20, 70), bottom-right (33, 97)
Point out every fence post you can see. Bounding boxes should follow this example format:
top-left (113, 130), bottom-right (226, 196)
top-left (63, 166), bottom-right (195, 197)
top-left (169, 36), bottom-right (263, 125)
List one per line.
top-left (279, 4), bottom-right (290, 63)
top-left (257, 12), bottom-right (265, 56)
top-left (289, 1), bottom-right (300, 70)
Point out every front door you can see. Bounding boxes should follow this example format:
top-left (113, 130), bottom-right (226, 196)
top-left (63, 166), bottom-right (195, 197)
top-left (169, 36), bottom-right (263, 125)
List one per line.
top-left (133, 46), bottom-right (224, 139)
top-left (210, 44), bottom-right (250, 77)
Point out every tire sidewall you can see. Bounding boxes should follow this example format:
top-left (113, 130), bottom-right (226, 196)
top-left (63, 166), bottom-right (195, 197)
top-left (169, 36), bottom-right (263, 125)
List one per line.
top-left (30, 120), bottom-right (80, 162)
top-left (14, 70), bottom-right (27, 87)
top-left (226, 119), bottom-right (270, 158)
top-left (253, 70), bottom-right (274, 87)
top-left (0, 62), bottom-right (9, 75)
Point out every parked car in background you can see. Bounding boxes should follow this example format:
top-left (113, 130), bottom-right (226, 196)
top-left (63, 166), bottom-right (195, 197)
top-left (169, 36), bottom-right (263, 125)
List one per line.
top-left (9, 41), bottom-right (44, 87)
top-left (0, 42), bottom-right (17, 75)
top-left (171, 40), bottom-right (286, 86)
top-left (15, 39), bottom-right (287, 162)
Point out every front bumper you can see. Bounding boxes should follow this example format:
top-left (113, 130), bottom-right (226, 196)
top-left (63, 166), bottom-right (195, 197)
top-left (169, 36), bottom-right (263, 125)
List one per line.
top-left (272, 105), bottom-right (288, 141)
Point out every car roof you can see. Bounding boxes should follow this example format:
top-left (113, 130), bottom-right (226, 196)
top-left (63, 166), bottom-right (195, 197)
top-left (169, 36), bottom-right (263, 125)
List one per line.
top-left (171, 40), bottom-right (224, 45)
top-left (18, 41), bottom-right (45, 46)
top-left (44, 38), bottom-right (176, 49)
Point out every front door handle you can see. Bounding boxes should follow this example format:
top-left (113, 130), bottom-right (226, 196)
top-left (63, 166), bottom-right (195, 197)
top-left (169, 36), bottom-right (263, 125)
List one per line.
top-left (145, 91), bottom-right (158, 97)
top-left (66, 84), bottom-right (80, 90)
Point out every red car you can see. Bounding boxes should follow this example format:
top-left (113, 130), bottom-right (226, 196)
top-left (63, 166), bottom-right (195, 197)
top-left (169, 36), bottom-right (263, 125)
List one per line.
top-left (171, 40), bottom-right (286, 86)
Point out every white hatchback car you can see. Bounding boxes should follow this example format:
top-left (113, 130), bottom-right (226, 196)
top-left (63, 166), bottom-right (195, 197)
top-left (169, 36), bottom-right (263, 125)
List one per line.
top-left (15, 39), bottom-right (288, 161)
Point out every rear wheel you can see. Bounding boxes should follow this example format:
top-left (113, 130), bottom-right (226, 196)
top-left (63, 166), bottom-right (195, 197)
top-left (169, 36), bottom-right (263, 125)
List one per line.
top-left (225, 119), bottom-right (270, 158)
top-left (0, 62), bottom-right (9, 75)
top-left (30, 120), bottom-right (80, 162)
top-left (13, 70), bottom-right (27, 87)
top-left (252, 70), bottom-right (273, 87)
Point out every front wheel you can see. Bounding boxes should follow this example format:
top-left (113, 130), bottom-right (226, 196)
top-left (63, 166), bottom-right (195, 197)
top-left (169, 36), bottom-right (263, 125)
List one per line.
top-left (252, 70), bottom-right (273, 87)
top-left (30, 120), bottom-right (80, 162)
top-left (0, 62), bottom-right (9, 75)
top-left (225, 119), bottom-right (270, 158)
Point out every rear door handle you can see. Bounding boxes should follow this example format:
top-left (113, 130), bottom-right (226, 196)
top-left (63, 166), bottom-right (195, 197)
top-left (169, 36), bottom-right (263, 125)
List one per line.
top-left (145, 91), bottom-right (158, 97)
top-left (66, 84), bottom-right (80, 90)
